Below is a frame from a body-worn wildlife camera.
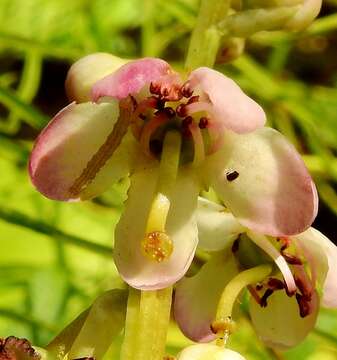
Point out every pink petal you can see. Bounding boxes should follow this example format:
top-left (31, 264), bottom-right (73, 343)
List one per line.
top-left (91, 58), bottom-right (171, 102)
top-left (65, 53), bottom-right (127, 103)
top-left (294, 227), bottom-right (337, 308)
top-left (174, 252), bottom-right (238, 342)
top-left (249, 289), bottom-right (319, 349)
top-left (205, 127), bottom-right (318, 236)
top-left (188, 67), bottom-right (266, 134)
top-left (29, 101), bottom-right (137, 201)
top-left (114, 168), bottom-right (199, 290)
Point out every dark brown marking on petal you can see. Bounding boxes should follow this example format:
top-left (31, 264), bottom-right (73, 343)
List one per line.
top-left (187, 95), bottom-right (199, 104)
top-left (68, 97), bottom-right (133, 197)
top-left (226, 170), bottom-right (239, 182)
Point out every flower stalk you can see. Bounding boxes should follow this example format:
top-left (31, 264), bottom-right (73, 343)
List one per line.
top-left (185, 0), bottom-right (230, 70)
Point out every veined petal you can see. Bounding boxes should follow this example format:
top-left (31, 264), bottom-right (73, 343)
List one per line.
top-left (177, 344), bottom-right (246, 360)
top-left (65, 53), bottom-right (127, 102)
top-left (188, 67), bottom-right (266, 134)
top-left (29, 101), bottom-right (138, 201)
top-left (197, 197), bottom-right (244, 251)
top-left (91, 58), bottom-right (171, 101)
top-left (294, 227), bottom-right (337, 308)
top-left (205, 127), bottom-right (318, 236)
top-left (114, 168), bottom-right (199, 290)
top-left (249, 289), bottom-right (319, 349)
top-left (174, 252), bottom-right (238, 342)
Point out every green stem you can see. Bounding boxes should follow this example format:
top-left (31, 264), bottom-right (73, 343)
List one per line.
top-left (185, 0), bottom-right (229, 70)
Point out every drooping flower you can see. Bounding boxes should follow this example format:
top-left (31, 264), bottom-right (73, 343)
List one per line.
top-left (174, 198), bottom-right (337, 349)
top-left (177, 344), bottom-right (246, 360)
top-left (29, 53), bottom-right (317, 290)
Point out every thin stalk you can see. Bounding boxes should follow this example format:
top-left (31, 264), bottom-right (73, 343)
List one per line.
top-left (185, 0), bottom-right (229, 70)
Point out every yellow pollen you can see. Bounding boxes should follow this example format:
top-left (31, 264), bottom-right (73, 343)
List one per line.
top-left (141, 231), bottom-right (173, 262)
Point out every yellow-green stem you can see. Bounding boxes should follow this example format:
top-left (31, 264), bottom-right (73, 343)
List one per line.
top-left (185, 0), bottom-right (229, 70)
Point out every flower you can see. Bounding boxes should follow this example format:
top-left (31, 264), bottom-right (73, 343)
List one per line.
top-left (177, 344), bottom-right (246, 360)
top-left (0, 336), bottom-right (41, 360)
top-left (174, 198), bottom-right (337, 349)
top-left (29, 53), bottom-right (317, 290)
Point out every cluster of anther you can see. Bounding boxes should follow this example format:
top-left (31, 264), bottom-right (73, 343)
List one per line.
top-left (0, 336), bottom-right (40, 360)
top-left (254, 238), bottom-right (312, 318)
top-left (233, 237), bottom-right (313, 318)
top-left (132, 80), bottom-right (210, 156)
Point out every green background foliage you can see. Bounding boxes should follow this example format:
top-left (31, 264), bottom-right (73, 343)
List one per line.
top-left (1, 0), bottom-right (337, 358)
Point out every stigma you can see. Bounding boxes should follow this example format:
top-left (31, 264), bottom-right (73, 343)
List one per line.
top-left (141, 231), bottom-right (173, 262)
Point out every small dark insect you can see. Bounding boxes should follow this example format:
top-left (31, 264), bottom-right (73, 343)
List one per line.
top-left (226, 170), bottom-right (239, 182)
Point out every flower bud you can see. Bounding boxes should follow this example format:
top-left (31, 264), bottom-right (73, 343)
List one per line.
top-left (65, 53), bottom-right (127, 102)
top-left (177, 344), bottom-right (246, 360)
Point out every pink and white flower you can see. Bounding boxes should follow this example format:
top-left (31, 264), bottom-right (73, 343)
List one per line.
top-left (29, 54), bottom-right (317, 290)
top-left (174, 198), bottom-right (337, 349)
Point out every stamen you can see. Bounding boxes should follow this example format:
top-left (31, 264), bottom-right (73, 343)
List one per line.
top-left (268, 278), bottom-right (285, 290)
top-left (260, 288), bottom-right (274, 307)
top-left (282, 253), bottom-right (303, 265)
top-left (198, 117), bottom-right (209, 129)
top-left (247, 232), bottom-right (297, 295)
top-left (181, 81), bottom-right (193, 98)
top-left (248, 285), bottom-right (262, 305)
top-left (187, 95), bottom-right (200, 104)
top-left (188, 121), bottom-right (206, 166)
top-left (176, 104), bottom-right (187, 117)
top-left (140, 112), bottom-right (169, 156)
top-left (296, 294), bottom-right (311, 318)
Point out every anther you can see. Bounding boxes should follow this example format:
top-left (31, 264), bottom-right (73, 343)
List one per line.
top-left (141, 231), bottom-right (173, 262)
top-left (282, 253), bottom-right (303, 265)
top-left (199, 117), bottom-right (209, 129)
top-left (150, 82), bottom-right (161, 95)
top-left (295, 276), bottom-right (312, 301)
top-left (226, 170), bottom-right (239, 182)
top-left (268, 278), bottom-right (285, 290)
top-left (163, 107), bottom-right (176, 118)
top-left (260, 288), bottom-right (274, 307)
top-left (181, 81), bottom-right (193, 98)
top-left (296, 293), bottom-right (311, 318)
top-left (187, 95), bottom-right (200, 104)
top-left (176, 104), bottom-right (187, 117)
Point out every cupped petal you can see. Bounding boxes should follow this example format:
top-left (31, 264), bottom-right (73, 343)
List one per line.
top-left (188, 67), bottom-right (266, 134)
top-left (174, 252), bottom-right (238, 342)
top-left (114, 168), bottom-right (200, 290)
top-left (197, 197), bottom-right (244, 252)
top-left (177, 344), bottom-right (246, 360)
top-left (205, 127), bottom-right (318, 236)
top-left (29, 101), bottom-right (139, 201)
top-left (91, 58), bottom-right (171, 101)
top-left (65, 53), bottom-right (127, 103)
top-left (294, 227), bottom-right (337, 308)
top-left (249, 289), bottom-right (319, 349)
